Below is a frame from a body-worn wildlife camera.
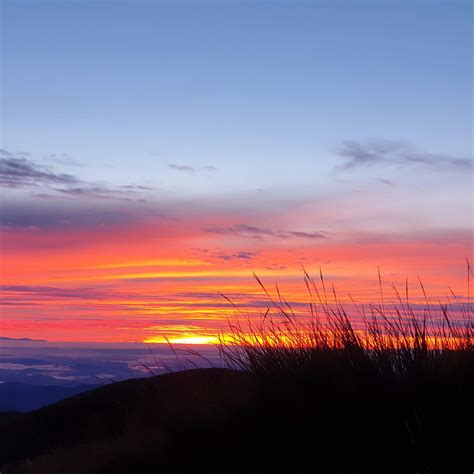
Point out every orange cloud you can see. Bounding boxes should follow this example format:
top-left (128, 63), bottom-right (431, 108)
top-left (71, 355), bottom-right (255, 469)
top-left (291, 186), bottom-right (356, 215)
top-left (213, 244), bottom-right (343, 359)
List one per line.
top-left (1, 211), bottom-right (471, 344)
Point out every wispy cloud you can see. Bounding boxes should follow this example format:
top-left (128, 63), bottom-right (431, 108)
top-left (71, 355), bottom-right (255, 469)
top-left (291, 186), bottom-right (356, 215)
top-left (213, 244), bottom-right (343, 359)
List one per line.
top-left (0, 336), bottom-right (47, 342)
top-left (214, 251), bottom-right (260, 261)
top-left (0, 150), bottom-right (79, 188)
top-left (205, 224), bottom-right (327, 240)
top-left (168, 163), bottom-right (218, 174)
top-left (0, 149), bottom-right (157, 201)
top-left (0, 284), bottom-right (114, 300)
top-left (377, 178), bottom-right (396, 186)
top-left (47, 153), bottom-right (84, 168)
top-left (169, 164), bottom-right (195, 172)
top-left (54, 185), bottom-right (150, 201)
top-left (336, 140), bottom-right (472, 171)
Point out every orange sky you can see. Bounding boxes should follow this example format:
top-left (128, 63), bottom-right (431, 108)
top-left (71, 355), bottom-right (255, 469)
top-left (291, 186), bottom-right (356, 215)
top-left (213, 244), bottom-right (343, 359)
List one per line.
top-left (1, 215), bottom-right (471, 343)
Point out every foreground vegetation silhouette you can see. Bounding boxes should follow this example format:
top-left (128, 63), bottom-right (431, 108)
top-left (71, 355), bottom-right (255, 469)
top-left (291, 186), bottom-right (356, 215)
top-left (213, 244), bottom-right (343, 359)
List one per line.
top-left (218, 270), bottom-right (473, 473)
top-left (0, 269), bottom-right (472, 473)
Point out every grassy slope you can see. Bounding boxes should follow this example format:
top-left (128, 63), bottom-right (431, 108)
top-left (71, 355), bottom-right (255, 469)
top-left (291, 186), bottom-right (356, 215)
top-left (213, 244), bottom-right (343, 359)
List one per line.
top-left (0, 368), bottom-right (259, 474)
top-left (0, 361), bottom-right (472, 473)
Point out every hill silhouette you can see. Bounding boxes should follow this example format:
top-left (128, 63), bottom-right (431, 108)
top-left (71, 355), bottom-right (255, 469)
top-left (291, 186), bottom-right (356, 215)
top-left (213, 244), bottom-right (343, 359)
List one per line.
top-left (1, 362), bottom-right (472, 473)
top-left (0, 368), bottom-right (259, 473)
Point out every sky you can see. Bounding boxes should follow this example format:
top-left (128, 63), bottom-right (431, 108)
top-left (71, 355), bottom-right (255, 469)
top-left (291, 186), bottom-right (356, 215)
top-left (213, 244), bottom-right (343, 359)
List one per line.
top-left (1, 0), bottom-right (472, 343)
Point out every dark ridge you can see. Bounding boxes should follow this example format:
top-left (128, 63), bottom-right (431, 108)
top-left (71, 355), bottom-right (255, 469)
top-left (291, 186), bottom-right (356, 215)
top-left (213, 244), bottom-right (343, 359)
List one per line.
top-left (0, 368), bottom-right (258, 473)
top-left (0, 337), bottom-right (47, 342)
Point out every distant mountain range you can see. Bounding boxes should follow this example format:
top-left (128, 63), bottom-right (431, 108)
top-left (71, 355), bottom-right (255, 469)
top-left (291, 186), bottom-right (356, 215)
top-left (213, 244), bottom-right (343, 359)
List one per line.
top-left (0, 336), bottom-right (47, 342)
top-left (0, 382), bottom-right (98, 411)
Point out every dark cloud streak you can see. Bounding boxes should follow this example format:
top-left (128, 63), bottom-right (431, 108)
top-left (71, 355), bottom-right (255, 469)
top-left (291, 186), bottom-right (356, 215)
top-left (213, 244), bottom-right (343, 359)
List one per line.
top-left (337, 140), bottom-right (472, 171)
top-left (168, 164), bottom-right (218, 174)
top-left (205, 224), bottom-right (327, 240)
top-left (0, 150), bottom-right (79, 188)
top-left (214, 251), bottom-right (260, 261)
top-left (0, 149), bottom-right (157, 202)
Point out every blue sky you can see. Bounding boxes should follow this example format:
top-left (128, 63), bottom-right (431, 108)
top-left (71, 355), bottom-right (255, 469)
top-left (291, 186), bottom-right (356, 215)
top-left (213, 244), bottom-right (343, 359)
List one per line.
top-left (2, 1), bottom-right (471, 196)
top-left (0, 1), bottom-right (472, 345)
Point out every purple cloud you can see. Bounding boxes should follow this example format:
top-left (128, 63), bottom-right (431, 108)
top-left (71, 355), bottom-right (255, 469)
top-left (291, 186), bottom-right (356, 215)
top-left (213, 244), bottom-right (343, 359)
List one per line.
top-left (1, 149), bottom-right (156, 202)
top-left (337, 140), bottom-right (472, 171)
top-left (169, 164), bottom-right (218, 174)
top-left (205, 224), bottom-right (327, 240)
top-left (214, 251), bottom-right (260, 261)
top-left (0, 150), bottom-right (79, 188)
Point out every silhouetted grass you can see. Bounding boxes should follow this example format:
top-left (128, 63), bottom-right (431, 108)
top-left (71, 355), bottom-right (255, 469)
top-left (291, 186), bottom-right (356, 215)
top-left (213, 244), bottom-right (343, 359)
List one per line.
top-left (217, 267), bottom-right (473, 473)
top-left (219, 268), bottom-right (472, 374)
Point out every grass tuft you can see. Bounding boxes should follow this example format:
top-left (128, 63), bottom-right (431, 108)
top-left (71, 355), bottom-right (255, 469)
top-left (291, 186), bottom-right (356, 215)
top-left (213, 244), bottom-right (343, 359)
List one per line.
top-left (216, 268), bottom-right (473, 472)
top-left (218, 269), bottom-right (472, 377)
